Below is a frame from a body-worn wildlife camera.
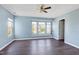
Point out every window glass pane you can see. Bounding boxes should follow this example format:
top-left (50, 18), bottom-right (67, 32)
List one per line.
top-left (38, 22), bottom-right (45, 34)
top-left (8, 18), bottom-right (13, 36)
top-left (47, 22), bottom-right (51, 34)
top-left (32, 22), bottom-right (37, 34)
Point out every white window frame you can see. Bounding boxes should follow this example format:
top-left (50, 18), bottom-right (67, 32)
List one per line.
top-left (32, 21), bottom-right (52, 36)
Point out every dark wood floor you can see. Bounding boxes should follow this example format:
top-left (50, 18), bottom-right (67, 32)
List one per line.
top-left (0, 38), bottom-right (79, 55)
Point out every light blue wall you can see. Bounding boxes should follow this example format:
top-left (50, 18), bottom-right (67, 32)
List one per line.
top-left (15, 16), bottom-right (32, 38)
top-left (15, 16), bottom-right (53, 39)
top-left (53, 8), bottom-right (79, 47)
top-left (0, 6), bottom-right (14, 48)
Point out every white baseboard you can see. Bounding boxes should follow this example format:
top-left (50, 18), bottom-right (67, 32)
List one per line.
top-left (65, 41), bottom-right (79, 49)
top-left (0, 39), bottom-right (14, 51)
top-left (14, 37), bottom-right (53, 40)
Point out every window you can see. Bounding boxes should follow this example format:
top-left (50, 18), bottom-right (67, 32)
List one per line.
top-left (47, 22), bottom-right (51, 34)
top-left (38, 22), bottom-right (45, 34)
top-left (32, 22), bottom-right (37, 34)
top-left (32, 21), bottom-right (52, 35)
top-left (8, 18), bottom-right (13, 36)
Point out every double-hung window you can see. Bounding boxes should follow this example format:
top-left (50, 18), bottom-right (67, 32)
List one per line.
top-left (32, 22), bottom-right (37, 34)
top-left (8, 18), bottom-right (13, 36)
top-left (46, 22), bottom-right (51, 34)
top-left (38, 22), bottom-right (45, 34)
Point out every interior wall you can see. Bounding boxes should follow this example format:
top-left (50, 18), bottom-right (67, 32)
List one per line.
top-left (0, 6), bottom-right (14, 49)
top-left (53, 8), bottom-right (79, 47)
top-left (52, 18), bottom-right (59, 40)
top-left (15, 16), bottom-right (32, 39)
top-left (15, 16), bottom-right (53, 39)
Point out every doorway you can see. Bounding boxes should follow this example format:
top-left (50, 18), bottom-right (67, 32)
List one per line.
top-left (59, 19), bottom-right (65, 41)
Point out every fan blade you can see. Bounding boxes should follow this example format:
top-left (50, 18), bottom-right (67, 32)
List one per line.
top-left (43, 10), bottom-right (48, 13)
top-left (44, 6), bottom-right (51, 9)
top-left (41, 5), bottom-right (43, 9)
top-left (40, 4), bottom-right (44, 10)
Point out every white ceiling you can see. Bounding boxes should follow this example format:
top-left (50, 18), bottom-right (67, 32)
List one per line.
top-left (1, 4), bottom-right (79, 18)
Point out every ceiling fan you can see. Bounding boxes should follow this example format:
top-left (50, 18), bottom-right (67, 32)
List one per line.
top-left (40, 4), bottom-right (51, 13)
